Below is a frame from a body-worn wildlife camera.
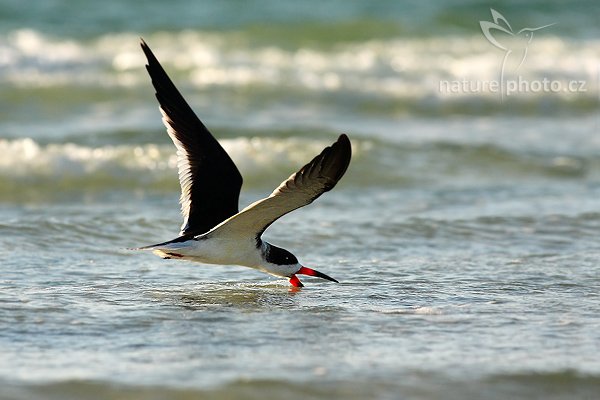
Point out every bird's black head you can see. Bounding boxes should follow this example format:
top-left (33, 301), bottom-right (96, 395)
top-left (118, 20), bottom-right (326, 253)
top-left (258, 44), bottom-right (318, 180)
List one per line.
top-left (264, 243), bottom-right (298, 266)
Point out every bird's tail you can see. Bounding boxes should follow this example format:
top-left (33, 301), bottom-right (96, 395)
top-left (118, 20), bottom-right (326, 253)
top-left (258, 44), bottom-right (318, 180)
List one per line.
top-left (128, 236), bottom-right (191, 259)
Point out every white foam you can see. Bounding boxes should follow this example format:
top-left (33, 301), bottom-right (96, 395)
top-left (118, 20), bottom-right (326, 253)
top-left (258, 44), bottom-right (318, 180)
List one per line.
top-left (1, 29), bottom-right (597, 100)
top-left (0, 138), bottom-right (172, 179)
top-left (0, 137), bottom-right (354, 183)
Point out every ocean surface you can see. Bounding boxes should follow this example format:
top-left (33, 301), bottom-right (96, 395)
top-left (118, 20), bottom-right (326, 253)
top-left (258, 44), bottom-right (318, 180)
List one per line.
top-left (1, 1), bottom-right (600, 399)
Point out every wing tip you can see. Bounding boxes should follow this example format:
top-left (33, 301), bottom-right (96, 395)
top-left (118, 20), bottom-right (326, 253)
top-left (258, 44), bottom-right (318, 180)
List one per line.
top-left (140, 37), bottom-right (158, 68)
top-left (337, 133), bottom-right (350, 145)
top-left (337, 132), bottom-right (351, 157)
top-left (298, 133), bottom-right (352, 188)
top-left (327, 133), bottom-right (352, 183)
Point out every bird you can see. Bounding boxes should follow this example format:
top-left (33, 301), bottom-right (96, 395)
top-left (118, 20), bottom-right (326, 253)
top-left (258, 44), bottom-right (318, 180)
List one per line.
top-left (135, 39), bottom-right (351, 288)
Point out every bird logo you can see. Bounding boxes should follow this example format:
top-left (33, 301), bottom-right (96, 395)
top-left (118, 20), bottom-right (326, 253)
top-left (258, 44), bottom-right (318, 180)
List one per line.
top-left (480, 8), bottom-right (554, 99)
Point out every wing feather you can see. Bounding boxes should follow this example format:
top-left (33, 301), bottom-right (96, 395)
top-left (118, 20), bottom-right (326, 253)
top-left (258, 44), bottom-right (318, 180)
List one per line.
top-left (209, 134), bottom-right (351, 239)
top-left (141, 39), bottom-right (243, 236)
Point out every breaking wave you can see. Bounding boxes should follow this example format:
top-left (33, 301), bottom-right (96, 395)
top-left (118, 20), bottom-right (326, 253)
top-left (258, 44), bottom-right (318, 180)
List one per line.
top-left (2, 134), bottom-right (598, 202)
top-left (0, 29), bottom-right (597, 116)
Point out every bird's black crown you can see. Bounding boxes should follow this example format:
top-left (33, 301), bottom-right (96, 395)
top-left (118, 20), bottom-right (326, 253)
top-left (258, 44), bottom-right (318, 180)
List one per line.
top-left (264, 243), bottom-right (298, 265)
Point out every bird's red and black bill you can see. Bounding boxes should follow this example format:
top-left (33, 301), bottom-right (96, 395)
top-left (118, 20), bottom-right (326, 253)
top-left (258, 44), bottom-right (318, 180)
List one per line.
top-left (289, 266), bottom-right (339, 287)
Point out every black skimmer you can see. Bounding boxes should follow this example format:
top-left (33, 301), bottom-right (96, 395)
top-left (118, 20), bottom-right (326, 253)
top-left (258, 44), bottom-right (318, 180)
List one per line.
top-left (136, 40), bottom-right (351, 287)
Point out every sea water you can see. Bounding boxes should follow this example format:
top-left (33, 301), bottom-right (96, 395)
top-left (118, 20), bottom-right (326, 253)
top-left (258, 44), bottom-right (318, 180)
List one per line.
top-left (1, 1), bottom-right (599, 399)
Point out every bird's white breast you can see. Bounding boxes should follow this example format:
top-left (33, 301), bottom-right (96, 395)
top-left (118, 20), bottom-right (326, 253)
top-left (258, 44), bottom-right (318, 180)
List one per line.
top-left (154, 236), bottom-right (263, 268)
top-left (152, 236), bottom-right (300, 278)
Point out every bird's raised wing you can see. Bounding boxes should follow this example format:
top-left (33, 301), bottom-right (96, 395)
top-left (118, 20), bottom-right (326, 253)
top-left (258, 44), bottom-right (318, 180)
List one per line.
top-left (209, 134), bottom-right (351, 240)
top-left (141, 39), bottom-right (243, 237)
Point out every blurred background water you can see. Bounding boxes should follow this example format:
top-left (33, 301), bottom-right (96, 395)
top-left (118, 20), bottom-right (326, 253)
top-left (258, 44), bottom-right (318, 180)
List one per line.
top-left (1, 1), bottom-right (599, 399)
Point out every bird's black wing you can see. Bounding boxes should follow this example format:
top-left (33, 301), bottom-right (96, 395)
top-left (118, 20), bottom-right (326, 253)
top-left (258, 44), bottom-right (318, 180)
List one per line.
top-left (141, 39), bottom-right (243, 237)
